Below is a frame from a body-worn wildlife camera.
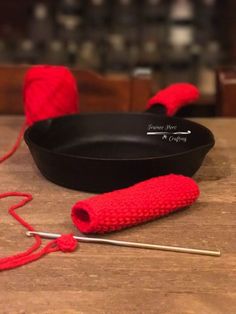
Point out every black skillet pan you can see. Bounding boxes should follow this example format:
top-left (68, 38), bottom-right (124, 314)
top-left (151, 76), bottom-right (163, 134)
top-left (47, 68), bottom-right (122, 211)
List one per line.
top-left (24, 85), bottom-right (215, 193)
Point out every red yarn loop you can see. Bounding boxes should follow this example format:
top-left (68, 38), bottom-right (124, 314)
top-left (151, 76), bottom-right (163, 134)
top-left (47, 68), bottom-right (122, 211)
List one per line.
top-left (56, 234), bottom-right (78, 252)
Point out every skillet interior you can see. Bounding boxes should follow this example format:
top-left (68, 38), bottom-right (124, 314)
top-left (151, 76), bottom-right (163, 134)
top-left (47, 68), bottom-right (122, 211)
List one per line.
top-left (24, 113), bottom-right (214, 160)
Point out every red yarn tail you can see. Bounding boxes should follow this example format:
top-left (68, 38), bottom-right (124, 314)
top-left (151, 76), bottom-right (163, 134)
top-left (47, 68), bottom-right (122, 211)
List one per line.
top-left (0, 192), bottom-right (77, 271)
top-left (0, 121), bottom-right (27, 164)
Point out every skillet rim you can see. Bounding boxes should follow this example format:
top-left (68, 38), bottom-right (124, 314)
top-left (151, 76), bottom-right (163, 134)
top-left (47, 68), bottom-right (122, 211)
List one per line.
top-left (24, 112), bottom-right (215, 161)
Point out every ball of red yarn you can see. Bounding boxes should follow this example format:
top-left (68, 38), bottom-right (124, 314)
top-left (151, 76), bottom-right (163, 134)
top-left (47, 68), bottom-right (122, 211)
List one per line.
top-left (23, 65), bottom-right (79, 126)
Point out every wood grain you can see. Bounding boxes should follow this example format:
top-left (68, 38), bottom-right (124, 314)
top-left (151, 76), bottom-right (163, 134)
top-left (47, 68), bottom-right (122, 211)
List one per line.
top-left (0, 116), bottom-right (236, 314)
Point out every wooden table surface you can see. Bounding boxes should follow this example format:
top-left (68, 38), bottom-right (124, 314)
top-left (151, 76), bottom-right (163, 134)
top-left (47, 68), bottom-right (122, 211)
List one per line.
top-left (0, 116), bottom-right (235, 314)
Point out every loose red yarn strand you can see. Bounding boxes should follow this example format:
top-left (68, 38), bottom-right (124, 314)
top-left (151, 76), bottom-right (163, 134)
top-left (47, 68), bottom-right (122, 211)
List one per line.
top-left (0, 192), bottom-right (78, 271)
top-left (0, 240), bottom-right (59, 271)
top-left (0, 121), bottom-right (27, 163)
top-left (0, 192), bottom-right (41, 270)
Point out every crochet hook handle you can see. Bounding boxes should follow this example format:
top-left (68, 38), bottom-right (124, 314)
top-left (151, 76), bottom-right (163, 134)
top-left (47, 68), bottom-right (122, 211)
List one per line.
top-left (26, 231), bottom-right (221, 257)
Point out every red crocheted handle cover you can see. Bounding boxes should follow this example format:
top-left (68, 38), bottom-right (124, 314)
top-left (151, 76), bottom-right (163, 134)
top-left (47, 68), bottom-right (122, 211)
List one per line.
top-left (71, 174), bottom-right (199, 234)
top-left (146, 83), bottom-right (199, 116)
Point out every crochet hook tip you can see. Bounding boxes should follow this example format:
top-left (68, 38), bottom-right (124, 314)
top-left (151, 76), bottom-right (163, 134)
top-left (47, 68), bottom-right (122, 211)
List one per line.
top-left (26, 231), bottom-right (61, 239)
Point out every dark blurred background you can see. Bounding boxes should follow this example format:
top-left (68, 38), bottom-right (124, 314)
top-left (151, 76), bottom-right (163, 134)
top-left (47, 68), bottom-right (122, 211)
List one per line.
top-left (0, 0), bottom-right (235, 115)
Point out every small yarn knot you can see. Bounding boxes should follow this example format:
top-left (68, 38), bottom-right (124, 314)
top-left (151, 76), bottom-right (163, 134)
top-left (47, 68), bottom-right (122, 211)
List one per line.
top-left (56, 234), bottom-right (78, 253)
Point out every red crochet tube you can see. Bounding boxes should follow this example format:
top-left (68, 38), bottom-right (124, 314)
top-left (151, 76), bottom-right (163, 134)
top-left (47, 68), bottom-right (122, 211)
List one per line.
top-left (71, 174), bottom-right (199, 234)
top-left (146, 83), bottom-right (199, 116)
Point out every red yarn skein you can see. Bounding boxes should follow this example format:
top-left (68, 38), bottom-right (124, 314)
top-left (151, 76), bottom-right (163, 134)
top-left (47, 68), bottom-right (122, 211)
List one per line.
top-left (24, 65), bottom-right (79, 125)
top-left (0, 65), bottom-right (79, 163)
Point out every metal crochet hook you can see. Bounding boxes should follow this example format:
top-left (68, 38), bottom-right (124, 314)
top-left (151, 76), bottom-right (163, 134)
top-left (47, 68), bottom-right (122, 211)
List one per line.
top-left (26, 231), bottom-right (221, 257)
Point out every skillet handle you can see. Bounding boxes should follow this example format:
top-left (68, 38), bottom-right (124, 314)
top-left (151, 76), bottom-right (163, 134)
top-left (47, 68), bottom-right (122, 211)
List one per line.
top-left (146, 83), bottom-right (199, 116)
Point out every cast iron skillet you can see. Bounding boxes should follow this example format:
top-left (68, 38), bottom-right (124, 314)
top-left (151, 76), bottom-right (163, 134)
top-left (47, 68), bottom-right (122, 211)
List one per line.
top-left (24, 92), bottom-right (215, 193)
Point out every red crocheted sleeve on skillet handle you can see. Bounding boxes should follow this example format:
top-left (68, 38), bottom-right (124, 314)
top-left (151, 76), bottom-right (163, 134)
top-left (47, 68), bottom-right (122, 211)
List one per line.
top-left (146, 83), bottom-right (199, 116)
